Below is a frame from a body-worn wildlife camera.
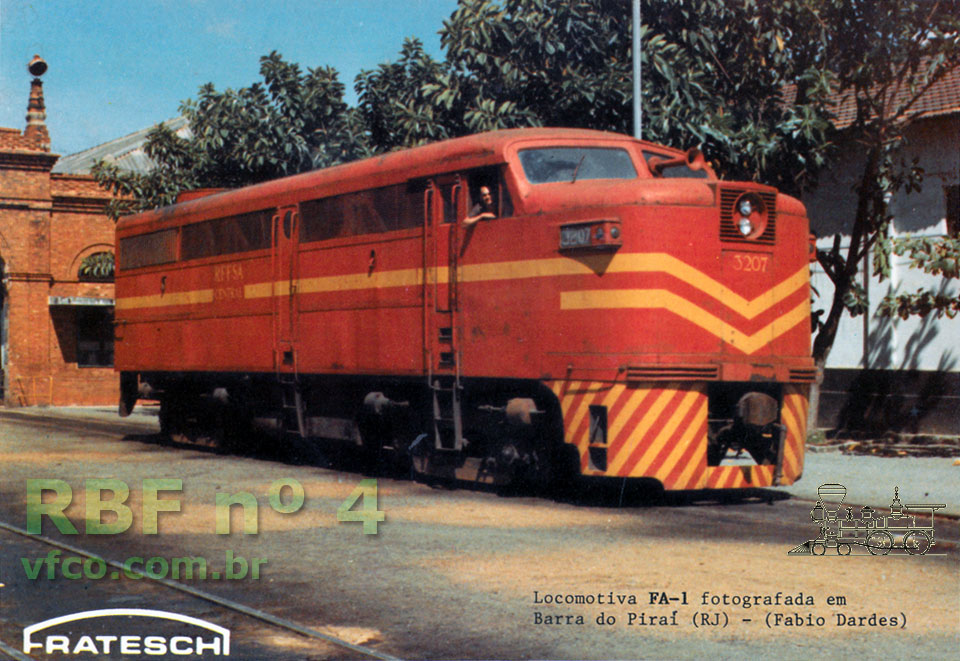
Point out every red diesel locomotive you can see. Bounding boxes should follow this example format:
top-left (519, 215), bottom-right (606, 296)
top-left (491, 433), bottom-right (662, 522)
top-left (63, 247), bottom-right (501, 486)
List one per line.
top-left (115, 128), bottom-right (813, 490)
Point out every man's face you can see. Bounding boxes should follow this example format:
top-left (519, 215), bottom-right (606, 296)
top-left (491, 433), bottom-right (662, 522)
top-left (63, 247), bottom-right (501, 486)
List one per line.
top-left (480, 187), bottom-right (493, 207)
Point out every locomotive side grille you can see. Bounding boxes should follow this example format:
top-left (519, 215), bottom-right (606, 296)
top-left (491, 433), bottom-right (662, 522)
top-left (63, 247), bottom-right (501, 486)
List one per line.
top-left (788, 368), bottom-right (818, 383)
top-left (625, 365), bottom-right (720, 381)
top-left (719, 188), bottom-right (777, 245)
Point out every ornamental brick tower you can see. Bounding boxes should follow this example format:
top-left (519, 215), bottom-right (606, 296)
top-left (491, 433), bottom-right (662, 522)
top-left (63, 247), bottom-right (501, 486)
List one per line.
top-left (0, 56), bottom-right (118, 406)
top-left (24, 55), bottom-right (51, 151)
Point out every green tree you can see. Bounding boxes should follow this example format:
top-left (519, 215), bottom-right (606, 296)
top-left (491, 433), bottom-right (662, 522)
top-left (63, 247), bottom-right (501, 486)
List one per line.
top-left (355, 38), bottom-right (452, 150)
top-left (93, 52), bottom-right (369, 219)
top-left (77, 251), bottom-right (115, 281)
top-left (358, 0), bottom-right (835, 195)
top-left (807, 0), bottom-right (960, 370)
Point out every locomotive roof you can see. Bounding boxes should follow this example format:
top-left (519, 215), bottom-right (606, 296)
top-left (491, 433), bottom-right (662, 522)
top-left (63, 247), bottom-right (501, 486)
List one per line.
top-left (116, 127), bottom-right (677, 232)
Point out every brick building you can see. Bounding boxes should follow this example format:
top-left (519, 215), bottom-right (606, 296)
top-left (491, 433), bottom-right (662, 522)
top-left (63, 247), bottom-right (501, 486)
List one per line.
top-left (0, 57), bottom-right (117, 406)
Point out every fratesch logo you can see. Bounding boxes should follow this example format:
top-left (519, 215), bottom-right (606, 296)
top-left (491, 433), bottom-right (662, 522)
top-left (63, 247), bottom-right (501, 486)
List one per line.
top-left (23, 609), bottom-right (229, 656)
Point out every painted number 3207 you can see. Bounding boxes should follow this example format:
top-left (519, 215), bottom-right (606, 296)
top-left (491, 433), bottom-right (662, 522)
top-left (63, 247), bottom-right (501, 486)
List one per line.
top-left (731, 254), bottom-right (769, 272)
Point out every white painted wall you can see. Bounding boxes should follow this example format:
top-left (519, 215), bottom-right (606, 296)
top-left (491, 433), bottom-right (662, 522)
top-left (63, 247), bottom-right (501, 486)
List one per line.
top-left (803, 115), bottom-right (960, 371)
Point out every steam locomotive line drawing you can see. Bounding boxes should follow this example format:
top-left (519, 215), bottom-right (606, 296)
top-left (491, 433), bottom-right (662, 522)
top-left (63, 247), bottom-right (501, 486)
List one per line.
top-left (789, 483), bottom-right (946, 556)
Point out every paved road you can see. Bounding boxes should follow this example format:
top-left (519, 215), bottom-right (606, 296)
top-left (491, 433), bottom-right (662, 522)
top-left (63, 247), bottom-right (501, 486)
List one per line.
top-left (0, 409), bottom-right (957, 660)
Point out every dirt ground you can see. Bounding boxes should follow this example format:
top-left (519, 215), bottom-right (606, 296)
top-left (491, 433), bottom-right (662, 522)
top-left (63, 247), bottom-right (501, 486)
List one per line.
top-left (1, 413), bottom-right (957, 659)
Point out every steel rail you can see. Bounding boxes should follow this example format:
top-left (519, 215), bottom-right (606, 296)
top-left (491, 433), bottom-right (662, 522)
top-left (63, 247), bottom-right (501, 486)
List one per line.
top-left (0, 520), bottom-right (401, 661)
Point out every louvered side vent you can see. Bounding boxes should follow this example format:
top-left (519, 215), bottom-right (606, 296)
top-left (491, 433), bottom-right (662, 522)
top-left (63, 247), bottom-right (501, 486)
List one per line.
top-left (788, 368), bottom-right (818, 383)
top-left (626, 365), bottom-right (720, 381)
top-left (720, 188), bottom-right (777, 245)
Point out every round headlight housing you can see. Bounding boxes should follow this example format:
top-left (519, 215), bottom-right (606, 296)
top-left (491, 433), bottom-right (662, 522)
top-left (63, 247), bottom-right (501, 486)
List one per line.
top-left (732, 193), bottom-right (767, 240)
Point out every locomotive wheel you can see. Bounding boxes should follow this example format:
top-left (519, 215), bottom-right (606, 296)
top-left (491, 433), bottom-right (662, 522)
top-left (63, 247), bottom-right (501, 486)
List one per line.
top-left (866, 531), bottom-right (893, 556)
top-left (213, 401), bottom-right (253, 452)
top-left (160, 392), bottom-right (235, 449)
top-left (811, 542), bottom-right (826, 555)
top-left (903, 530), bottom-right (931, 555)
top-left (838, 543), bottom-right (852, 556)
top-left (159, 393), bottom-right (187, 444)
top-left (491, 433), bottom-right (556, 495)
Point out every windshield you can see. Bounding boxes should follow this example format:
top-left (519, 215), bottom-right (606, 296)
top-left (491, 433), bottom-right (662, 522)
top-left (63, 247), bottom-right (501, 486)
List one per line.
top-left (518, 147), bottom-right (637, 184)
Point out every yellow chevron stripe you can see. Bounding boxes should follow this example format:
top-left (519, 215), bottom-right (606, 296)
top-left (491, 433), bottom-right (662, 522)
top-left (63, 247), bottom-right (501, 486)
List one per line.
top-left (655, 398), bottom-right (707, 486)
top-left (246, 267), bottom-right (431, 300)
top-left (781, 392), bottom-right (807, 479)
top-left (117, 253), bottom-right (807, 316)
top-left (607, 387), bottom-right (652, 443)
top-left (460, 254), bottom-right (807, 319)
top-left (780, 403), bottom-right (801, 477)
top-left (561, 381), bottom-right (583, 415)
top-left (674, 405), bottom-right (708, 489)
top-left (629, 389), bottom-right (700, 475)
top-left (609, 255), bottom-right (808, 320)
top-left (115, 289), bottom-right (213, 310)
top-left (602, 383), bottom-right (628, 410)
top-left (567, 382), bottom-right (610, 446)
top-left (561, 289), bottom-right (810, 355)
top-left (608, 387), bottom-right (677, 474)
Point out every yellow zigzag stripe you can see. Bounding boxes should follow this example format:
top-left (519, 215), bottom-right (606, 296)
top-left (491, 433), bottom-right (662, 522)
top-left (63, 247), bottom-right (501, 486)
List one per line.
top-left (463, 253), bottom-right (808, 320)
top-left (115, 289), bottom-right (213, 311)
top-left (560, 289), bottom-right (810, 355)
top-left (119, 253), bottom-right (808, 317)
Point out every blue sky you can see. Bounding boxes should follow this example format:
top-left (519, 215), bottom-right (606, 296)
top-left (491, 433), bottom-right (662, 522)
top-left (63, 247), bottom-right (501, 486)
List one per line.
top-left (0, 0), bottom-right (458, 155)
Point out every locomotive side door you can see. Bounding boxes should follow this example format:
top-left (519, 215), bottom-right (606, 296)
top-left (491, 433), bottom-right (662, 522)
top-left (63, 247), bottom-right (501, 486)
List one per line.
top-left (423, 176), bottom-right (464, 452)
top-left (424, 176), bottom-right (462, 374)
top-left (272, 205), bottom-right (300, 374)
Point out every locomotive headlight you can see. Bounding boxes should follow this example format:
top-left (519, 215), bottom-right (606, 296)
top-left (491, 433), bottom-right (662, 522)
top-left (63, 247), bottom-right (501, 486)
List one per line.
top-left (610, 226), bottom-right (620, 239)
top-left (732, 192), bottom-right (767, 239)
top-left (595, 227), bottom-right (604, 241)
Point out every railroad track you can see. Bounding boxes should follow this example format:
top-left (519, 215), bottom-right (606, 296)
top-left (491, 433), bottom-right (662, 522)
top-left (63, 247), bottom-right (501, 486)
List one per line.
top-left (0, 409), bottom-right (159, 440)
top-left (0, 520), bottom-right (400, 660)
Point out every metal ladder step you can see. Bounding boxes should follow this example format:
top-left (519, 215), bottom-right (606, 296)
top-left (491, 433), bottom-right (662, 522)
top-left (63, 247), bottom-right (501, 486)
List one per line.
top-left (431, 379), bottom-right (463, 451)
top-left (279, 381), bottom-right (306, 439)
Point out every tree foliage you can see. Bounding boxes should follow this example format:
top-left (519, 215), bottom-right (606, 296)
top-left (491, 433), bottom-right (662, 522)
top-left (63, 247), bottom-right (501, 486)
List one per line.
top-left (92, 0), bottom-right (960, 368)
top-left (805, 0), bottom-right (960, 364)
top-left (77, 251), bottom-right (115, 281)
top-left (93, 52), bottom-right (369, 217)
top-left (356, 0), bottom-right (835, 195)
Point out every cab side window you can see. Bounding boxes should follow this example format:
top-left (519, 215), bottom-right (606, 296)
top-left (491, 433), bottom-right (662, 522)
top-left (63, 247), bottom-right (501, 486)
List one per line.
top-left (466, 167), bottom-right (514, 219)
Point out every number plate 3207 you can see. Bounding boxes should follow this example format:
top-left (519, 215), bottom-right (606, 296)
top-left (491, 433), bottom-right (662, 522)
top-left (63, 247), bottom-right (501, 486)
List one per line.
top-left (560, 226), bottom-right (591, 249)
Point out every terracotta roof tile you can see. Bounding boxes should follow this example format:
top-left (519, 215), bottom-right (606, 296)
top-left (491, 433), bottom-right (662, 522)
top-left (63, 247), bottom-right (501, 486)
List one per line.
top-left (834, 65), bottom-right (960, 128)
top-left (786, 63), bottom-right (960, 129)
